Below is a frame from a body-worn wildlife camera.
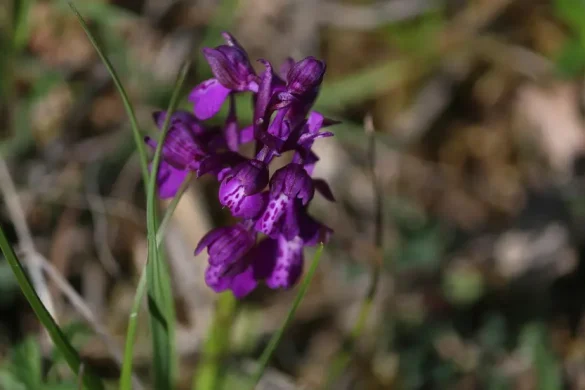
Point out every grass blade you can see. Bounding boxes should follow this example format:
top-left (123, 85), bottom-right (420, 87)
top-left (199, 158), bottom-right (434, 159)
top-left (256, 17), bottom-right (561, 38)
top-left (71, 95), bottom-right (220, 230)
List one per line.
top-left (0, 225), bottom-right (104, 390)
top-left (119, 171), bottom-right (194, 390)
top-left (145, 60), bottom-right (191, 390)
top-left (71, 3), bottom-right (190, 387)
top-left (192, 293), bottom-right (237, 390)
top-left (69, 2), bottom-right (149, 187)
top-left (248, 244), bottom-right (325, 389)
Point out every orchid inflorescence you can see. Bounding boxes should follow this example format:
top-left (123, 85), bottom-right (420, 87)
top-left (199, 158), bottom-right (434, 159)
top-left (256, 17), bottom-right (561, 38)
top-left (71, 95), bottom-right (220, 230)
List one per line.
top-left (146, 32), bottom-right (338, 298)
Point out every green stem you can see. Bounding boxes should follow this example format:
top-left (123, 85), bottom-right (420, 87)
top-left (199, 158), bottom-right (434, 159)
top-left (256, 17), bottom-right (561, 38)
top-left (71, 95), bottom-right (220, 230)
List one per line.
top-left (156, 171), bottom-right (194, 247)
top-left (192, 293), bottom-right (237, 390)
top-left (248, 244), bottom-right (325, 389)
top-left (144, 60), bottom-right (190, 390)
top-left (119, 170), bottom-right (193, 390)
top-left (0, 225), bottom-right (104, 390)
top-left (69, 2), bottom-right (149, 187)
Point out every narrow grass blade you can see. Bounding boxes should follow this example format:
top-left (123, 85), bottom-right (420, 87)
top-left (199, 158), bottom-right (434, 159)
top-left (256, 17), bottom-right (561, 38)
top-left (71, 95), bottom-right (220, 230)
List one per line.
top-left (119, 171), bottom-right (194, 390)
top-left (69, 2), bottom-right (150, 187)
top-left (249, 244), bottom-right (325, 389)
top-left (0, 225), bottom-right (104, 390)
top-left (324, 133), bottom-right (383, 389)
top-left (145, 60), bottom-right (191, 390)
top-left (192, 293), bottom-right (237, 390)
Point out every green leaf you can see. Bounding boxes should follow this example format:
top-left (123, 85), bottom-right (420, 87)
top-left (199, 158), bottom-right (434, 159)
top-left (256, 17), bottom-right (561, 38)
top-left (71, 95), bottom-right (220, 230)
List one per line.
top-left (11, 337), bottom-right (42, 389)
top-left (0, 369), bottom-right (26, 390)
top-left (555, 37), bottom-right (585, 78)
top-left (0, 225), bottom-right (104, 390)
top-left (384, 8), bottom-right (445, 54)
top-left (11, 0), bottom-right (33, 51)
top-left (69, 2), bottom-right (150, 187)
top-left (519, 323), bottom-right (562, 390)
top-left (51, 322), bottom-right (94, 367)
top-left (554, 0), bottom-right (585, 38)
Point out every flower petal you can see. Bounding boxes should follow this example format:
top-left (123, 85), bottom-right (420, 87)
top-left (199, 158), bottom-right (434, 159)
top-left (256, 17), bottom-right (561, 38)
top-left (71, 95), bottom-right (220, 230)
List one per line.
top-left (240, 125), bottom-right (255, 144)
top-left (286, 57), bottom-right (326, 97)
top-left (313, 178), bottom-right (335, 202)
top-left (265, 236), bottom-right (304, 289)
top-left (205, 263), bottom-right (232, 293)
top-left (219, 178), bottom-right (268, 218)
top-left (307, 111), bottom-right (340, 133)
top-left (197, 152), bottom-right (246, 178)
top-left (152, 161), bottom-right (189, 199)
top-left (270, 163), bottom-right (314, 205)
top-left (253, 59), bottom-right (275, 134)
top-left (255, 193), bottom-right (289, 238)
top-left (230, 265), bottom-right (258, 298)
top-left (189, 78), bottom-right (231, 120)
top-left (207, 224), bottom-right (255, 266)
top-left (299, 212), bottom-right (333, 246)
top-left (195, 226), bottom-right (230, 255)
top-left (279, 57), bottom-right (295, 81)
top-left (236, 191), bottom-right (268, 219)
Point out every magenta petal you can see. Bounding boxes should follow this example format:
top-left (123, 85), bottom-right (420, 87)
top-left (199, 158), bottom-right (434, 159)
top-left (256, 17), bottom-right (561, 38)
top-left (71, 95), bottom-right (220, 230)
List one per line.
top-left (255, 193), bottom-right (289, 237)
top-left (205, 263), bottom-right (232, 292)
top-left (195, 226), bottom-right (230, 255)
top-left (265, 236), bottom-right (304, 289)
top-left (313, 178), bottom-right (335, 202)
top-left (230, 266), bottom-right (258, 298)
top-left (240, 125), bottom-right (254, 144)
top-left (189, 78), bottom-right (231, 120)
top-left (154, 162), bottom-right (189, 199)
top-left (307, 111), bottom-right (340, 133)
top-left (235, 191), bottom-right (268, 219)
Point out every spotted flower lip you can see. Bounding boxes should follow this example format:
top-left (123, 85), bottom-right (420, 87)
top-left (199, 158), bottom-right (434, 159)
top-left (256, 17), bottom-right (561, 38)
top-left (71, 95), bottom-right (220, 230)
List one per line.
top-left (255, 163), bottom-right (315, 237)
top-left (195, 224), bottom-right (255, 267)
top-left (219, 160), bottom-right (269, 219)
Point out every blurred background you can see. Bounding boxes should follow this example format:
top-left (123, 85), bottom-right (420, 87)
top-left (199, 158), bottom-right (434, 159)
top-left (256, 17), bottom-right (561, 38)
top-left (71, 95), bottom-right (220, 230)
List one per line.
top-left (4, 0), bottom-right (585, 389)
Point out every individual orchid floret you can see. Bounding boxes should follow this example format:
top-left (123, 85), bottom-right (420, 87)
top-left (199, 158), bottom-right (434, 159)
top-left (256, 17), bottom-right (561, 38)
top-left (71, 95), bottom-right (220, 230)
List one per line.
top-left (250, 211), bottom-right (333, 290)
top-left (285, 57), bottom-right (325, 99)
top-left (255, 163), bottom-right (314, 237)
top-left (195, 224), bottom-right (256, 294)
top-left (145, 110), bottom-right (210, 198)
top-left (274, 57), bottom-right (326, 114)
top-left (219, 159), bottom-right (269, 219)
top-left (189, 33), bottom-right (258, 120)
top-left (153, 161), bottom-right (189, 199)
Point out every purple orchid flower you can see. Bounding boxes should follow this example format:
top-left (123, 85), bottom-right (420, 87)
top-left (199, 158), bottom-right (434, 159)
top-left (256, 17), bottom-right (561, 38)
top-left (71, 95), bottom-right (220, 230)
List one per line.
top-left (145, 110), bottom-right (212, 198)
top-left (255, 163), bottom-right (314, 238)
top-left (219, 159), bottom-right (269, 219)
top-left (149, 32), bottom-right (339, 298)
top-left (189, 33), bottom-right (259, 120)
